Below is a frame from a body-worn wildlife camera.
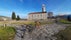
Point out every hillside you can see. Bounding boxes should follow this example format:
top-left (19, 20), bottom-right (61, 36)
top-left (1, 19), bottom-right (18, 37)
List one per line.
top-left (0, 16), bottom-right (11, 21)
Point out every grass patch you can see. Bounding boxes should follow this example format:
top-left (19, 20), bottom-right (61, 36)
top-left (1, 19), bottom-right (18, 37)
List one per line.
top-left (0, 26), bottom-right (16, 40)
top-left (59, 19), bottom-right (71, 24)
top-left (56, 26), bottom-right (71, 40)
top-left (40, 21), bottom-right (54, 25)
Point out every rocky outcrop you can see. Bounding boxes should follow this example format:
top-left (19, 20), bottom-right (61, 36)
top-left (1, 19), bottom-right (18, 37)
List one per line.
top-left (31, 24), bottom-right (66, 40)
top-left (14, 23), bottom-right (66, 40)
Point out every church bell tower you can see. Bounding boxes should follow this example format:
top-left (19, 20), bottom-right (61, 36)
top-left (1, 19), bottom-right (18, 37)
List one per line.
top-left (42, 4), bottom-right (46, 12)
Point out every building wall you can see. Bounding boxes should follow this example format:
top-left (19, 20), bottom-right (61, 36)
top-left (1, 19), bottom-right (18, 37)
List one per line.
top-left (48, 12), bottom-right (53, 17)
top-left (28, 13), bottom-right (47, 20)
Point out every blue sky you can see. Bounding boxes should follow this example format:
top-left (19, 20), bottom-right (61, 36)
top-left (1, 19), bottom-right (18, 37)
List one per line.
top-left (0, 0), bottom-right (71, 18)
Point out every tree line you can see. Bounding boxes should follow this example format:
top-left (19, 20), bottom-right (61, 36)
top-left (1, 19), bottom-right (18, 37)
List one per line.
top-left (12, 12), bottom-right (20, 20)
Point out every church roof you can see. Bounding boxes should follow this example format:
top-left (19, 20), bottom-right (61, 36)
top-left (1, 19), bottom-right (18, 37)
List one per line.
top-left (29, 12), bottom-right (47, 15)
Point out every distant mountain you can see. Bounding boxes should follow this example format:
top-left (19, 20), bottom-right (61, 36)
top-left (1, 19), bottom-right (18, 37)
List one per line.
top-left (0, 16), bottom-right (10, 18)
top-left (55, 14), bottom-right (71, 20)
top-left (0, 16), bottom-right (11, 21)
top-left (63, 15), bottom-right (71, 19)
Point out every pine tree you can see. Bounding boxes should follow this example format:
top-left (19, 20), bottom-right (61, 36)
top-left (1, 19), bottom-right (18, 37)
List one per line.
top-left (12, 12), bottom-right (16, 20)
top-left (16, 15), bottom-right (20, 20)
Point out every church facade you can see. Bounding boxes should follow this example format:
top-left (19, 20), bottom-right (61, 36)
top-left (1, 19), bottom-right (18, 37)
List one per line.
top-left (28, 4), bottom-right (48, 20)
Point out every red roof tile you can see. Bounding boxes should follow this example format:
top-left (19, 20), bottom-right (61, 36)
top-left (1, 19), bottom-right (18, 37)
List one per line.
top-left (28, 12), bottom-right (47, 15)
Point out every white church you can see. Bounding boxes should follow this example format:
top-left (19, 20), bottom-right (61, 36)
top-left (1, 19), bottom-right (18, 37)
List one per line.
top-left (28, 4), bottom-right (48, 20)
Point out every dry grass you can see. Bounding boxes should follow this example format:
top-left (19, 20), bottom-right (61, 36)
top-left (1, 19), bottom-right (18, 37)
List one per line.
top-left (0, 20), bottom-right (35, 25)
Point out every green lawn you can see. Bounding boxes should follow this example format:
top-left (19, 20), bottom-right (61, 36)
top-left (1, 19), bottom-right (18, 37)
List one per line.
top-left (0, 26), bottom-right (16, 40)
